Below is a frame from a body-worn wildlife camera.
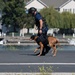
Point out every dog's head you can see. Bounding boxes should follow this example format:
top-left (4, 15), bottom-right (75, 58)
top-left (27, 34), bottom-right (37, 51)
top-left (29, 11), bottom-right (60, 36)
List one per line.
top-left (30, 35), bottom-right (37, 40)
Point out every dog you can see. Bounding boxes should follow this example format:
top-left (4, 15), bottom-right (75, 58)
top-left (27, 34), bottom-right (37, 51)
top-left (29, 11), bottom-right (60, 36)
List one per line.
top-left (30, 35), bottom-right (59, 56)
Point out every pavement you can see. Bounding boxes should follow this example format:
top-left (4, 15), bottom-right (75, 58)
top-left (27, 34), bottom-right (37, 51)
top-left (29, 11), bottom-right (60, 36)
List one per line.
top-left (0, 45), bottom-right (75, 73)
top-left (0, 35), bottom-right (75, 75)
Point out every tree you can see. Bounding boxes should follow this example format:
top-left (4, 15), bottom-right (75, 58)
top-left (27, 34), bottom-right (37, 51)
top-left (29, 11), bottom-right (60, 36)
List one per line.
top-left (2, 0), bottom-right (26, 32)
top-left (61, 12), bottom-right (73, 29)
top-left (71, 14), bottom-right (75, 28)
top-left (40, 7), bottom-right (62, 28)
top-left (58, 12), bottom-right (75, 34)
top-left (23, 14), bottom-right (35, 33)
top-left (0, 0), bottom-right (5, 20)
top-left (0, 0), bottom-right (5, 10)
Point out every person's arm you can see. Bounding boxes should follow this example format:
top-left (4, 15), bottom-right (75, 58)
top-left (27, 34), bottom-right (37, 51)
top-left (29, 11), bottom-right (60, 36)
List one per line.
top-left (39, 19), bottom-right (43, 34)
top-left (35, 13), bottom-right (43, 33)
top-left (39, 19), bottom-right (43, 30)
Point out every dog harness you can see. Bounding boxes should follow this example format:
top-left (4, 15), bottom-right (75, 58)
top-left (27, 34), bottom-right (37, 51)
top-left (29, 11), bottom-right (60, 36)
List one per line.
top-left (35, 36), bottom-right (48, 46)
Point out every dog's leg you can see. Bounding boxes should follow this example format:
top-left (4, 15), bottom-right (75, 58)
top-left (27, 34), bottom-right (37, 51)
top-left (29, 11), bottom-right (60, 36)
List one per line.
top-left (38, 42), bottom-right (44, 56)
top-left (49, 43), bottom-right (54, 54)
top-left (49, 43), bottom-right (57, 57)
top-left (51, 45), bottom-right (55, 54)
top-left (51, 48), bottom-right (54, 54)
top-left (34, 47), bottom-right (40, 53)
top-left (52, 45), bottom-right (57, 57)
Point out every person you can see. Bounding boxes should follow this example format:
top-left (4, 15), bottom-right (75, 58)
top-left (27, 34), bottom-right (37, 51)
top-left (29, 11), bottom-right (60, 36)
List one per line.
top-left (28, 7), bottom-right (48, 45)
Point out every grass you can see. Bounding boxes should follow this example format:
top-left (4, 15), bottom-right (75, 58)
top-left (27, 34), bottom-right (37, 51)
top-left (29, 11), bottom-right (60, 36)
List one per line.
top-left (38, 66), bottom-right (53, 75)
top-left (6, 45), bottom-right (18, 51)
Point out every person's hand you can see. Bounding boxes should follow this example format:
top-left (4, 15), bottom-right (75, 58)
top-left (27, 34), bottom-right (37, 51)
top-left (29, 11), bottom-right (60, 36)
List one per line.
top-left (39, 30), bottom-right (42, 34)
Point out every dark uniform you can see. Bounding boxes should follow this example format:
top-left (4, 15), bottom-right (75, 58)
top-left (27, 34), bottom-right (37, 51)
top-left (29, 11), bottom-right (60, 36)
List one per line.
top-left (34, 12), bottom-right (48, 45)
top-left (28, 7), bottom-right (48, 45)
top-left (35, 12), bottom-right (48, 36)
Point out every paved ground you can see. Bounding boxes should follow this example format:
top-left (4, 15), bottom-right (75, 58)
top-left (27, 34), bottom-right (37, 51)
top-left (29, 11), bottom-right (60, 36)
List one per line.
top-left (0, 45), bottom-right (75, 73)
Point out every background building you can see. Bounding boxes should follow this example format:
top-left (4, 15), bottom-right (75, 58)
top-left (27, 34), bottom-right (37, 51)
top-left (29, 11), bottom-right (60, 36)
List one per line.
top-left (26, 0), bottom-right (75, 13)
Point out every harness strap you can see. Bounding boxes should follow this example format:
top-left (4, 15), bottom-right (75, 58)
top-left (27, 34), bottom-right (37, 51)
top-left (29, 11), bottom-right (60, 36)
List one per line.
top-left (35, 35), bottom-right (48, 46)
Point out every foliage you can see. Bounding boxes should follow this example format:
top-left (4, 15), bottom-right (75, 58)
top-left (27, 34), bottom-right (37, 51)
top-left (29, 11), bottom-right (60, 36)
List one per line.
top-left (61, 12), bottom-right (73, 29)
top-left (38, 66), bottom-right (53, 75)
top-left (1, 0), bottom-right (26, 32)
top-left (1, 2), bottom-right (75, 31)
top-left (40, 7), bottom-right (75, 29)
top-left (71, 14), bottom-right (75, 28)
top-left (23, 14), bottom-right (35, 28)
top-left (0, 0), bottom-right (5, 10)
top-left (40, 7), bottom-right (62, 28)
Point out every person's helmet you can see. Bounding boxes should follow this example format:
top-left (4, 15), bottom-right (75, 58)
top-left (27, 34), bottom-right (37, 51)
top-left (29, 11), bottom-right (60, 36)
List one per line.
top-left (28, 7), bottom-right (37, 14)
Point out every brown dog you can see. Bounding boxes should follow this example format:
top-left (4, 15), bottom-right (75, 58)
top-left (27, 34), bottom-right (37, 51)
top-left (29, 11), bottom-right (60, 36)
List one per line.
top-left (30, 35), bottom-right (59, 56)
